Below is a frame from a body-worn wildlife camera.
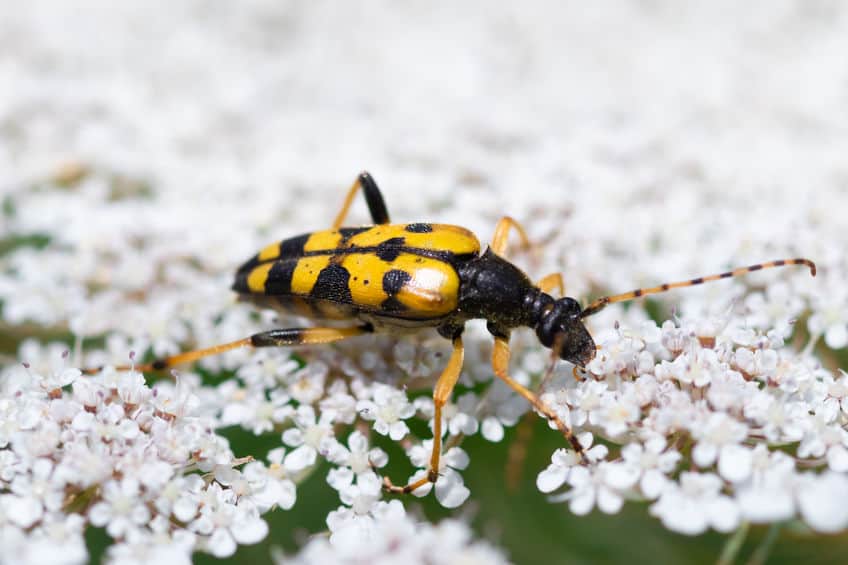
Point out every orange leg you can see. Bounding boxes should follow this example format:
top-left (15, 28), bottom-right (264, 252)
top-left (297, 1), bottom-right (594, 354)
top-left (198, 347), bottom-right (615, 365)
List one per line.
top-left (384, 335), bottom-right (464, 494)
top-left (490, 216), bottom-right (532, 258)
top-left (492, 335), bottom-right (584, 456)
top-left (332, 171), bottom-right (390, 229)
top-left (537, 272), bottom-right (565, 297)
top-left (82, 325), bottom-right (372, 375)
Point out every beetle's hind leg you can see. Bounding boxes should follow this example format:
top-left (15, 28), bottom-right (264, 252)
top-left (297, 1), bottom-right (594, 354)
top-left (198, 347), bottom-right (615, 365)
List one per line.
top-left (492, 335), bottom-right (585, 456)
top-left (332, 171), bottom-right (391, 229)
top-left (383, 334), bottom-right (465, 495)
top-left (82, 325), bottom-right (373, 374)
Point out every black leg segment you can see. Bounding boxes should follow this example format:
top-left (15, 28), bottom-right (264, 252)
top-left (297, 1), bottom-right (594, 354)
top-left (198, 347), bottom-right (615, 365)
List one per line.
top-left (358, 171), bottom-right (390, 225)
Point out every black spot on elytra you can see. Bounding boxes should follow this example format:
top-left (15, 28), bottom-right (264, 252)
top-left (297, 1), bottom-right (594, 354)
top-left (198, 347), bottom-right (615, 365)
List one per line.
top-left (338, 226), bottom-right (371, 245)
top-left (375, 237), bottom-right (405, 261)
top-left (311, 264), bottom-right (353, 303)
top-left (265, 260), bottom-right (297, 295)
top-left (405, 223), bottom-right (433, 233)
top-left (382, 269), bottom-right (411, 295)
top-left (231, 270), bottom-right (250, 293)
top-left (381, 296), bottom-right (406, 312)
top-left (279, 233), bottom-right (310, 258)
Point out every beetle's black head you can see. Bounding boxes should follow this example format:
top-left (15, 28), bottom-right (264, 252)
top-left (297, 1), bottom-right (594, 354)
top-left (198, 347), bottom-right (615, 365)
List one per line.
top-left (534, 297), bottom-right (596, 367)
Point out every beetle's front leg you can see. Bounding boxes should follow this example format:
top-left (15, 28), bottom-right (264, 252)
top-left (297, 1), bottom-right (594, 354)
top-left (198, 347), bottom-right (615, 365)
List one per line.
top-left (491, 335), bottom-right (585, 457)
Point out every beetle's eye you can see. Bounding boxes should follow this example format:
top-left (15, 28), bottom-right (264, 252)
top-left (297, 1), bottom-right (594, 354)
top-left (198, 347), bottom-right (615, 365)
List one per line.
top-left (556, 297), bottom-right (581, 317)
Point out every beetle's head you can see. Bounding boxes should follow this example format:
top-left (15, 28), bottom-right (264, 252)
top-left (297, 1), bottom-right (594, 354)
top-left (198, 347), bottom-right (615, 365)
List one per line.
top-left (535, 297), bottom-right (596, 367)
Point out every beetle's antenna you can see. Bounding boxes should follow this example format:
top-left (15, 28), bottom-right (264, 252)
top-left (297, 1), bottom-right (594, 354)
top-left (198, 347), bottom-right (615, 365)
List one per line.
top-left (580, 258), bottom-right (816, 318)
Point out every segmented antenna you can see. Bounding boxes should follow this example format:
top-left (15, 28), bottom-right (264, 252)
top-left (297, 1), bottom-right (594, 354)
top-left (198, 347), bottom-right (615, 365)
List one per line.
top-left (580, 258), bottom-right (816, 318)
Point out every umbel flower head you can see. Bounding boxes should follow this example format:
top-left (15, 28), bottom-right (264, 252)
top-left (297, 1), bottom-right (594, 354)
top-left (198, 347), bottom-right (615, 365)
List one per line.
top-left (2, 3), bottom-right (848, 563)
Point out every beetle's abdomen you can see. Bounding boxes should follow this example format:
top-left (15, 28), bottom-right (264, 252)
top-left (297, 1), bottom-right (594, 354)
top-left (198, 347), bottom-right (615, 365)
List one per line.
top-left (232, 223), bottom-right (480, 321)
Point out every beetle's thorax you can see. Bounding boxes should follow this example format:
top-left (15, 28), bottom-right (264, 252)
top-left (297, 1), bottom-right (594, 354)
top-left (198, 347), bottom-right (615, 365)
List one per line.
top-left (456, 248), bottom-right (552, 334)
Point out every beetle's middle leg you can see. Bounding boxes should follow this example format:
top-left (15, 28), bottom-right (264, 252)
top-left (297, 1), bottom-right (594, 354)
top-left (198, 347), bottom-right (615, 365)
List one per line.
top-left (383, 334), bottom-right (464, 495)
top-left (332, 171), bottom-right (391, 229)
top-left (537, 272), bottom-right (565, 297)
top-left (82, 325), bottom-right (373, 374)
top-left (490, 216), bottom-right (532, 258)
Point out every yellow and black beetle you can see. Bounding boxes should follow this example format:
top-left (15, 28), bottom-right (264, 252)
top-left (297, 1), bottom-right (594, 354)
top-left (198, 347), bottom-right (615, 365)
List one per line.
top-left (87, 172), bottom-right (816, 494)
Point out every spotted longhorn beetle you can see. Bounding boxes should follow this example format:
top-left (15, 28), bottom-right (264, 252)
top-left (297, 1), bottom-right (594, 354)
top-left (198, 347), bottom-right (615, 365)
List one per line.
top-left (86, 172), bottom-right (816, 495)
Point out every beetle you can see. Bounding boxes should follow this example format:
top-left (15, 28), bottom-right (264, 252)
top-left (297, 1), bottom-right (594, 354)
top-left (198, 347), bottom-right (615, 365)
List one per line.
top-left (87, 172), bottom-right (816, 495)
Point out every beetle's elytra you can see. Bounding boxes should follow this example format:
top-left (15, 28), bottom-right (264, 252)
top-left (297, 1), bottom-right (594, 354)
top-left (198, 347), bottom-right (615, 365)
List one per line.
top-left (86, 172), bottom-right (816, 495)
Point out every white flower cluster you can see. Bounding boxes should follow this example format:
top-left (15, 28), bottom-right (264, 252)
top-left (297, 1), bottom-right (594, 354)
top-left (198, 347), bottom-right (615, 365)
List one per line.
top-left (279, 514), bottom-right (510, 565)
top-left (0, 348), bottom-right (296, 563)
top-left (2, 1), bottom-right (848, 563)
top-left (535, 315), bottom-right (848, 535)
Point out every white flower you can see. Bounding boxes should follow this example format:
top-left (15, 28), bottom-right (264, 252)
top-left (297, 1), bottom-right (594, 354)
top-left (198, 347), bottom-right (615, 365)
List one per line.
top-left (734, 348), bottom-right (778, 381)
top-left (655, 348), bottom-right (721, 388)
top-left (797, 414), bottom-right (848, 471)
top-left (586, 325), bottom-right (656, 378)
top-left (9, 458), bottom-right (65, 521)
top-left (243, 451), bottom-right (298, 512)
top-left (744, 281), bottom-right (806, 332)
top-left (593, 393), bottom-right (640, 438)
top-left (235, 349), bottom-right (300, 389)
top-left (356, 384), bottom-right (415, 441)
top-left (808, 287), bottom-right (848, 349)
top-left (743, 389), bottom-right (806, 443)
top-left (190, 483), bottom-right (269, 558)
top-left (319, 380), bottom-right (358, 424)
top-left (154, 475), bottom-right (205, 523)
top-left (406, 441), bottom-right (471, 508)
top-left (563, 380), bottom-right (608, 427)
top-left (650, 472), bottom-right (740, 535)
top-left (151, 378), bottom-right (200, 419)
top-left (287, 362), bottom-right (328, 405)
top-left (220, 385), bottom-right (292, 435)
top-left (105, 532), bottom-right (194, 565)
top-left (619, 438), bottom-right (681, 499)
top-left (38, 367), bottom-right (81, 396)
top-left (89, 477), bottom-right (152, 538)
top-left (438, 392), bottom-right (480, 437)
top-left (735, 446), bottom-right (796, 523)
top-left (21, 513), bottom-right (88, 565)
top-left (285, 514), bottom-right (510, 564)
top-left (690, 412), bottom-right (750, 481)
top-left (325, 430), bottom-right (388, 491)
top-left (477, 379), bottom-right (528, 442)
top-left (550, 462), bottom-right (638, 515)
top-left (326, 472), bottom-right (404, 545)
top-left (716, 444), bottom-right (754, 484)
top-left (797, 471), bottom-right (848, 533)
top-left (281, 405), bottom-right (336, 471)
top-left (537, 448), bottom-right (581, 493)
top-left (116, 371), bottom-right (150, 406)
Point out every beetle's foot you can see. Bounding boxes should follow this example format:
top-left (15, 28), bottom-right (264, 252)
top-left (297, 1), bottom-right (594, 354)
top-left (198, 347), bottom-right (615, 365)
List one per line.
top-left (382, 470), bottom-right (437, 495)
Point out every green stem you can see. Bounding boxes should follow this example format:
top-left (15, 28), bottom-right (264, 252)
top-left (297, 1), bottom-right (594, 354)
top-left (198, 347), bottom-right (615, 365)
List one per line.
top-left (746, 522), bottom-right (781, 565)
top-left (717, 521), bottom-right (750, 565)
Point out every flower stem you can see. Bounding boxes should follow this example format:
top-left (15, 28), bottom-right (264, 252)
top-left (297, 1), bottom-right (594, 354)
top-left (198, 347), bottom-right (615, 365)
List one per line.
top-left (717, 521), bottom-right (750, 565)
top-left (746, 522), bottom-right (781, 565)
